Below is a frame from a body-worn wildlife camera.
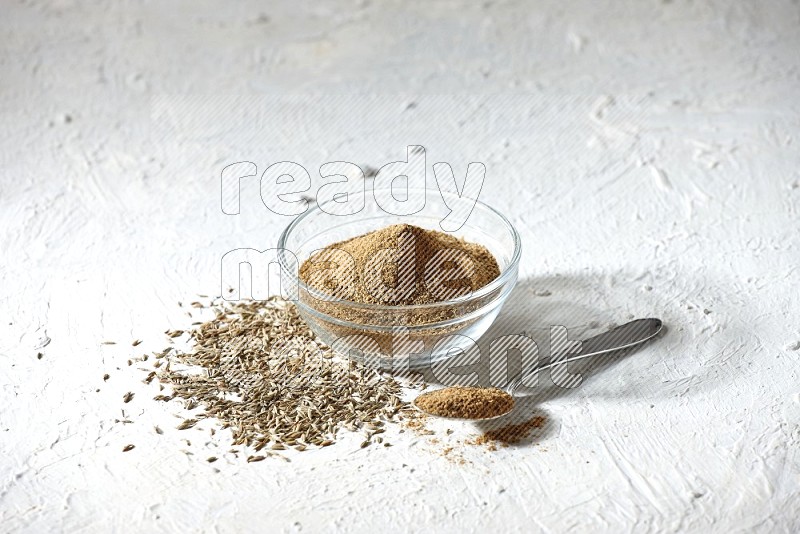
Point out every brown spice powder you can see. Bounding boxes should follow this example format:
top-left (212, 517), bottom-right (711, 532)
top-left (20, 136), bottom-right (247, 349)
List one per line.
top-left (415, 386), bottom-right (514, 419)
top-left (299, 223), bottom-right (500, 306)
top-left (473, 415), bottom-right (547, 446)
top-left (296, 224), bottom-right (502, 358)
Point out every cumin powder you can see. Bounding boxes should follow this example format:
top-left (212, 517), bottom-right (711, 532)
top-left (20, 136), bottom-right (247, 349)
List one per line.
top-left (296, 224), bottom-right (502, 358)
top-left (299, 224), bottom-right (500, 307)
top-left (473, 415), bottom-right (547, 446)
top-left (415, 386), bottom-right (515, 419)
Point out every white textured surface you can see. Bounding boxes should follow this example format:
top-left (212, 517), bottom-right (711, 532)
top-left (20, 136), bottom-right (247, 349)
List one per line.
top-left (2, 1), bottom-right (799, 532)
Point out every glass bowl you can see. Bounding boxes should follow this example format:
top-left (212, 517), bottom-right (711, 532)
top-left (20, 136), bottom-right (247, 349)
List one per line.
top-left (277, 187), bottom-right (521, 371)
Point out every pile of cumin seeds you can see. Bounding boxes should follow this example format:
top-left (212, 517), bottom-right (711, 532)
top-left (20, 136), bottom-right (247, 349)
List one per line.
top-left (151, 296), bottom-right (413, 453)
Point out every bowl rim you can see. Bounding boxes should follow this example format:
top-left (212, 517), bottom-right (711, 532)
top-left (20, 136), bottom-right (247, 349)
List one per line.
top-left (276, 187), bottom-right (521, 313)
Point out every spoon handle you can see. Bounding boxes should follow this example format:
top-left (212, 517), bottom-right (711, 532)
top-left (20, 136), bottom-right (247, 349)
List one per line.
top-left (507, 318), bottom-right (663, 394)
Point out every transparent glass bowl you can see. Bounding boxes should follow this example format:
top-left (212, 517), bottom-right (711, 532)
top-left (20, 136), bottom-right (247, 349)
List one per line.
top-left (277, 188), bottom-right (521, 370)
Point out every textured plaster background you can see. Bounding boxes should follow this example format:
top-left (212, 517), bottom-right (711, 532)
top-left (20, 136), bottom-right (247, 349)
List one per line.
top-left (1, 1), bottom-right (799, 532)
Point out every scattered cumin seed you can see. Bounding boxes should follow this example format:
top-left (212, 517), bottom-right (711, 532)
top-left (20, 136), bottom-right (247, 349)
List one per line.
top-left (103, 373), bottom-right (110, 381)
top-left (123, 392), bottom-right (134, 403)
top-left (132, 339), bottom-right (142, 347)
top-left (177, 418), bottom-right (198, 430)
top-left (147, 297), bottom-right (414, 454)
top-left (122, 444), bottom-right (135, 452)
top-left (207, 456), bottom-right (217, 463)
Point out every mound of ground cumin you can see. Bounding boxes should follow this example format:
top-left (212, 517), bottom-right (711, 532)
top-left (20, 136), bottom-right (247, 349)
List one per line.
top-left (298, 224), bottom-right (500, 306)
top-left (415, 386), bottom-right (515, 419)
top-left (473, 416), bottom-right (547, 446)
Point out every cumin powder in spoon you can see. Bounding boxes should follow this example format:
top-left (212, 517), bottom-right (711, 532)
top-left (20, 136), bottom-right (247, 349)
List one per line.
top-left (415, 386), bottom-right (515, 419)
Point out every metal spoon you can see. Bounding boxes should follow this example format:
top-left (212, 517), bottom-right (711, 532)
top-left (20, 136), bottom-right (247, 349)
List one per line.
top-left (412, 318), bottom-right (663, 421)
